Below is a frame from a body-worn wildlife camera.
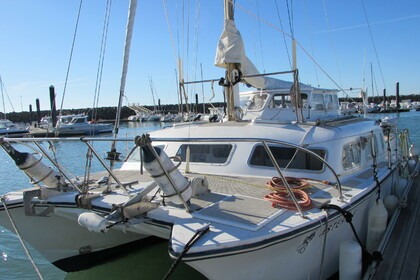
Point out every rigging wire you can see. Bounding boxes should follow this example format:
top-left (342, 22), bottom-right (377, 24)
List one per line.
top-left (148, 77), bottom-right (159, 111)
top-left (92, 0), bottom-right (112, 122)
top-left (184, 0), bottom-right (191, 102)
top-left (255, 0), bottom-right (266, 72)
top-left (0, 76), bottom-right (5, 116)
top-left (1, 198), bottom-right (44, 280)
top-left (190, 0), bottom-right (202, 110)
top-left (163, 0), bottom-right (192, 112)
top-left (274, 0), bottom-right (292, 69)
top-left (163, 0), bottom-right (187, 112)
top-left (321, 0), bottom-right (343, 88)
top-left (162, 0), bottom-right (179, 67)
top-left (361, 0), bottom-right (386, 91)
top-left (0, 76), bottom-right (16, 116)
top-left (285, 0), bottom-right (294, 38)
top-left (301, 0), bottom-right (320, 87)
top-left (59, 0), bottom-right (83, 115)
top-left (372, 64), bottom-right (380, 99)
top-left (234, 2), bottom-right (353, 99)
top-left (362, 48), bottom-right (367, 93)
top-left (249, 0), bottom-right (259, 70)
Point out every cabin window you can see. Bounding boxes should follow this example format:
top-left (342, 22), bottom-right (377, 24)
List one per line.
top-left (174, 144), bottom-right (233, 164)
top-left (333, 95), bottom-right (339, 108)
top-left (271, 95), bottom-right (285, 108)
top-left (249, 145), bottom-right (325, 171)
top-left (312, 93), bottom-right (324, 110)
top-left (360, 135), bottom-right (373, 160)
top-left (324, 94), bottom-right (336, 110)
top-left (270, 94), bottom-right (292, 108)
top-left (240, 93), bottom-right (268, 111)
top-left (342, 141), bottom-right (361, 170)
top-left (74, 118), bottom-right (85, 124)
top-left (374, 132), bottom-right (384, 156)
top-left (269, 94), bottom-right (308, 109)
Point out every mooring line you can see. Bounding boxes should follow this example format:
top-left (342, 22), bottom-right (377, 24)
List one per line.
top-left (1, 197), bottom-right (44, 280)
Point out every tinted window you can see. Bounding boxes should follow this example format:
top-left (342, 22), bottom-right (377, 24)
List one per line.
top-left (342, 141), bottom-right (361, 170)
top-left (249, 145), bottom-right (325, 170)
top-left (175, 144), bottom-right (233, 163)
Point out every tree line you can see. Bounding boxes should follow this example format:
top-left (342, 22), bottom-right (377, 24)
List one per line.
top-left (2, 102), bottom-right (226, 124)
top-left (2, 94), bottom-right (419, 124)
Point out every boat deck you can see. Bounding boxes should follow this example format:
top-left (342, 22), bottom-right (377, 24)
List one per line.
top-left (373, 175), bottom-right (420, 280)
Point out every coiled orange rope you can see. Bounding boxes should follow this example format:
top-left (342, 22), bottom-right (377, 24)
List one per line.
top-left (264, 177), bottom-right (313, 211)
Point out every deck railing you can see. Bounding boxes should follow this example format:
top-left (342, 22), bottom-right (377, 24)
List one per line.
top-left (1, 135), bottom-right (344, 215)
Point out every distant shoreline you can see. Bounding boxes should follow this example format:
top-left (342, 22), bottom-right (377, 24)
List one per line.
top-left (2, 94), bottom-right (419, 124)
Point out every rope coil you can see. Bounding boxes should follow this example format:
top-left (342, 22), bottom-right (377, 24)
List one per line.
top-left (268, 176), bottom-right (310, 191)
top-left (264, 177), bottom-right (313, 211)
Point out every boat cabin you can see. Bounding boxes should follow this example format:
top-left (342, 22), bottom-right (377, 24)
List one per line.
top-left (123, 117), bottom-right (391, 184)
top-left (239, 87), bottom-right (340, 122)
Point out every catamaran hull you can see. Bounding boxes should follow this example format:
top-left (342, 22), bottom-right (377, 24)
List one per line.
top-left (185, 212), bottom-right (363, 279)
top-left (0, 204), bottom-right (148, 272)
top-left (181, 169), bottom-right (411, 280)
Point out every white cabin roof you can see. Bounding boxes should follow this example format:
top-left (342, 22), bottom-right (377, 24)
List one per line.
top-left (150, 117), bottom-right (380, 147)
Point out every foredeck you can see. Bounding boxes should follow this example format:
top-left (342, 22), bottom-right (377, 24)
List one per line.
top-left (372, 175), bottom-right (420, 280)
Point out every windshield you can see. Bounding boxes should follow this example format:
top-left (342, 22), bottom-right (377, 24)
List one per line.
top-left (240, 93), bottom-right (268, 111)
top-left (0, 121), bottom-right (12, 129)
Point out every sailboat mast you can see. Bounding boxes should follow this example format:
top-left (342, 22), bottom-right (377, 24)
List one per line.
top-left (292, 39), bottom-right (303, 123)
top-left (114, 0), bottom-right (137, 137)
top-left (224, 0), bottom-right (239, 121)
top-left (0, 75), bottom-right (6, 119)
top-left (106, 0), bottom-right (137, 169)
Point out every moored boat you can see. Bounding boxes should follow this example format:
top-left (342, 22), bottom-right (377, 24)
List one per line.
top-left (52, 114), bottom-right (112, 136)
top-left (0, 1), bottom-right (419, 278)
top-left (0, 119), bottom-right (29, 136)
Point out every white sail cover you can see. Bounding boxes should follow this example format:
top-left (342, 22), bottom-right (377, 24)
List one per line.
top-left (215, 19), bottom-right (295, 90)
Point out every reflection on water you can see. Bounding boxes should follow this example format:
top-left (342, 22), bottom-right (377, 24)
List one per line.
top-left (66, 241), bottom-right (206, 280)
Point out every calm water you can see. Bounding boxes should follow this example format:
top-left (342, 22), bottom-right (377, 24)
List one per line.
top-left (1, 112), bottom-right (419, 279)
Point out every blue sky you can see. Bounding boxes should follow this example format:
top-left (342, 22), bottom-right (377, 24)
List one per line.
top-left (0, 0), bottom-right (419, 112)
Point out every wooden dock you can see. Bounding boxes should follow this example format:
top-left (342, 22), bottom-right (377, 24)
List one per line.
top-left (372, 174), bottom-right (420, 279)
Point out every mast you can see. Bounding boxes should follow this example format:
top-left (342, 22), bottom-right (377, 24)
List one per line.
top-left (113, 0), bottom-right (137, 137)
top-left (0, 75), bottom-right (6, 119)
top-left (292, 39), bottom-right (303, 123)
top-left (107, 0), bottom-right (137, 163)
top-left (148, 77), bottom-right (157, 112)
top-left (224, 0), bottom-right (240, 121)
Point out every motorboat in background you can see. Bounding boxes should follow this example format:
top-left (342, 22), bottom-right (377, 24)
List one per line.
top-left (51, 114), bottom-right (112, 136)
top-left (0, 119), bottom-right (29, 136)
top-left (339, 101), bottom-right (358, 115)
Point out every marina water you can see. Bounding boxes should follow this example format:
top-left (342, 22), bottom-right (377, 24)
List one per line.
top-left (1, 112), bottom-right (419, 279)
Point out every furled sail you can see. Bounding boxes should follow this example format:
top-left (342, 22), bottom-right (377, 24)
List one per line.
top-left (214, 19), bottom-right (295, 90)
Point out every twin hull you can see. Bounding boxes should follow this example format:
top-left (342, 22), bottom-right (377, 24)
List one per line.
top-left (0, 203), bottom-right (147, 272)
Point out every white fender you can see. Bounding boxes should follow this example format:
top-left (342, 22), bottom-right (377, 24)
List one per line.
top-left (383, 195), bottom-right (399, 217)
top-left (78, 212), bottom-right (110, 233)
top-left (339, 240), bottom-right (361, 280)
top-left (366, 199), bottom-right (388, 254)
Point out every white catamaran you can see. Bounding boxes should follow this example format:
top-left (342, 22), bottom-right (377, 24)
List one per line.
top-left (0, 0), bottom-right (418, 279)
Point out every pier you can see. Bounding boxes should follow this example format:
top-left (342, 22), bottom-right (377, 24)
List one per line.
top-left (372, 175), bottom-right (420, 279)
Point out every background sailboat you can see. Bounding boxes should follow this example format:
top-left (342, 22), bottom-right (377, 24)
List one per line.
top-left (0, 75), bottom-right (29, 136)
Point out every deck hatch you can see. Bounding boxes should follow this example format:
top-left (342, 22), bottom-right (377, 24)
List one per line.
top-left (192, 194), bottom-right (286, 231)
